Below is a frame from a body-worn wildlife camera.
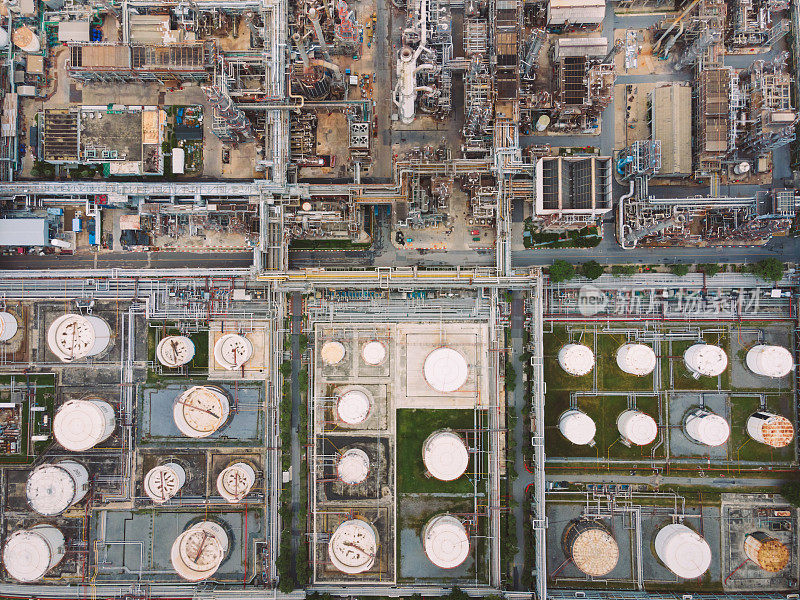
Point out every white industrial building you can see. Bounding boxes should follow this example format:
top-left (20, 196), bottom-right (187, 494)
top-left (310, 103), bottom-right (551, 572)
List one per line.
top-left (547, 0), bottom-right (606, 28)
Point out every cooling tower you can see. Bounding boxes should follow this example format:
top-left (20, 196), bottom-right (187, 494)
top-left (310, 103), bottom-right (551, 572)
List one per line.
top-left (362, 340), bottom-right (387, 365)
top-left (26, 460), bottom-right (89, 516)
top-left (0, 311), bottom-right (18, 341)
top-left (683, 344), bottom-right (728, 378)
top-left (336, 388), bottom-right (373, 425)
top-left (156, 336), bottom-right (196, 367)
top-left (654, 523), bottom-right (711, 579)
top-left (423, 347), bottom-right (469, 393)
top-left (562, 519), bottom-right (620, 577)
top-left (144, 463), bottom-right (186, 504)
top-left (173, 386), bottom-right (230, 438)
top-left (558, 409), bottom-right (596, 446)
top-left (617, 410), bottom-right (657, 446)
top-left (217, 462), bottom-right (257, 503)
top-left (743, 532), bottom-right (790, 572)
top-left (684, 408), bottom-right (730, 447)
top-left (321, 341), bottom-right (346, 365)
top-left (337, 448), bottom-right (370, 484)
top-left (213, 333), bottom-right (253, 370)
top-left (746, 345), bottom-right (793, 378)
top-left (328, 519), bottom-right (378, 574)
top-left (2, 525), bottom-right (65, 582)
top-left (423, 429), bottom-right (469, 481)
top-left (616, 343), bottom-right (657, 376)
top-left (47, 314), bottom-right (111, 362)
top-left (171, 521), bottom-right (229, 581)
top-left (557, 344), bottom-right (595, 376)
top-left (746, 412), bottom-right (794, 448)
top-left (54, 398), bottom-right (115, 451)
top-left (422, 514), bottom-right (470, 569)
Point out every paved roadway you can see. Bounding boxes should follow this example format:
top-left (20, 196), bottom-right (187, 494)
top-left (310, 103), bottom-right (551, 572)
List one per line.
top-left (545, 472), bottom-right (791, 489)
top-left (0, 251), bottom-right (255, 270)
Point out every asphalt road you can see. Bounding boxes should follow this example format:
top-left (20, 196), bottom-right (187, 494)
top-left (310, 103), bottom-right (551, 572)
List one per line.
top-left (0, 251), bottom-right (255, 270)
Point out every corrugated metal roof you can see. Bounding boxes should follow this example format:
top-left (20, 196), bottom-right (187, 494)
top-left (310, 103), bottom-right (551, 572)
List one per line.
top-left (0, 219), bottom-right (48, 246)
top-left (58, 20), bottom-right (90, 42)
top-left (548, 0), bottom-right (606, 24)
top-left (651, 84), bottom-right (692, 177)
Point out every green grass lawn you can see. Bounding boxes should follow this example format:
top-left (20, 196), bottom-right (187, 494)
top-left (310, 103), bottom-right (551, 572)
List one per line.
top-left (543, 327), bottom-right (595, 391)
top-left (147, 325), bottom-right (209, 381)
top-left (596, 333), bottom-right (655, 392)
top-left (666, 333), bottom-right (731, 391)
top-left (729, 394), bottom-right (795, 463)
top-left (396, 408), bottom-right (481, 494)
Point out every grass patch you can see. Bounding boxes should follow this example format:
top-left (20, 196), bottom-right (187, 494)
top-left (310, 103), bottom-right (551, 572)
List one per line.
top-left (543, 326), bottom-right (595, 391)
top-left (0, 374), bottom-right (56, 464)
top-left (729, 394), bottom-right (795, 463)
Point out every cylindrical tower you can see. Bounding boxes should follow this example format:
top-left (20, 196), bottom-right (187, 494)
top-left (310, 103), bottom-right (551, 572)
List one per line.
top-left (362, 340), bottom-right (387, 365)
top-left (26, 460), bottom-right (89, 516)
top-left (422, 429), bottom-right (469, 481)
top-left (12, 26), bottom-right (40, 52)
top-left (213, 333), bottom-right (253, 371)
top-left (337, 448), bottom-right (370, 485)
top-left (746, 412), bottom-right (794, 447)
top-left (558, 409), bottom-right (596, 446)
top-left (321, 341), bottom-right (346, 365)
top-left (156, 336), bottom-right (196, 368)
top-left (423, 347), bottom-right (469, 393)
top-left (2, 525), bottom-right (65, 582)
top-left (617, 410), bottom-right (657, 446)
top-left (144, 463), bottom-right (186, 504)
top-left (562, 519), bottom-right (620, 577)
top-left (422, 514), bottom-right (470, 569)
top-left (683, 344), bottom-right (728, 378)
top-left (746, 345), bottom-right (793, 378)
top-left (557, 344), bottom-right (595, 376)
top-left (173, 386), bottom-right (230, 438)
top-left (743, 532), bottom-right (789, 572)
top-left (654, 523), bottom-right (711, 579)
top-left (171, 521), bottom-right (229, 581)
top-left (54, 398), bottom-right (115, 451)
top-left (335, 387), bottom-right (373, 425)
top-left (217, 462), bottom-right (257, 503)
top-left (328, 519), bottom-right (378, 574)
top-left (616, 343), bottom-right (657, 376)
top-left (0, 311), bottom-right (18, 342)
top-left (47, 314), bottom-right (111, 362)
top-left (684, 408), bottom-right (730, 447)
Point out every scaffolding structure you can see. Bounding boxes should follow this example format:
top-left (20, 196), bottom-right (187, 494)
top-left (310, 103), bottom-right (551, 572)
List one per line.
top-left (617, 140), bottom-right (662, 181)
top-left (729, 0), bottom-right (790, 50)
top-left (694, 66), bottom-right (731, 176)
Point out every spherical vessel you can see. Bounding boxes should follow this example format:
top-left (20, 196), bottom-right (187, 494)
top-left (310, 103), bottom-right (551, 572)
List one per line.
top-left (558, 410), bottom-right (596, 446)
top-left (26, 460), bottom-right (89, 516)
top-left (3, 525), bottom-right (65, 582)
top-left (12, 26), bottom-right (40, 52)
top-left (0, 311), bottom-right (18, 342)
top-left (746, 345), bottom-right (793, 378)
top-left (156, 336), bottom-right (196, 368)
top-left (683, 344), bottom-right (728, 378)
top-left (328, 519), bottom-right (378, 574)
top-left (144, 463), bottom-right (186, 504)
top-left (321, 341), bottom-right (346, 365)
top-left (337, 448), bottom-right (370, 484)
top-left (47, 314), bottom-right (111, 362)
top-left (171, 521), bottom-right (229, 581)
top-left (362, 340), bottom-right (387, 365)
top-left (423, 347), bottom-right (469, 393)
top-left (616, 344), bottom-right (657, 376)
top-left (336, 388), bottom-right (373, 425)
top-left (423, 430), bottom-right (469, 481)
top-left (213, 334), bottom-right (253, 370)
top-left (173, 386), bottom-right (230, 438)
top-left (684, 408), bottom-right (730, 447)
top-left (617, 410), bottom-right (657, 446)
top-left (54, 398), bottom-right (115, 451)
top-left (422, 514), bottom-right (470, 569)
top-left (217, 462), bottom-right (257, 503)
top-left (743, 532), bottom-right (789, 572)
top-left (746, 412), bottom-right (794, 448)
top-left (562, 520), bottom-right (620, 577)
top-left (654, 524), bottom-right (711, 579)
top-left (557, 344), bottom-right (595, 376)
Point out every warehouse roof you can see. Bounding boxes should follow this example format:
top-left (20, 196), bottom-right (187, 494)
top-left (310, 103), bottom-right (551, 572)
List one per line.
top-left (651, 84), bottom-right (692, 177)
top-left (0, 219), bottom-right (48, 246)
top-left (548, 0), bottom-right (606, 25)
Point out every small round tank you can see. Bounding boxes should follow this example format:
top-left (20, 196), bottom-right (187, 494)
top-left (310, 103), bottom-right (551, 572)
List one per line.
top-left (328, 519), bottom-right (378, 574)
top-left (321, 341), bottom-right (346, 365)
top-left (337, 448), bottom-right (370, 484)
top-left (173, 386), bottom-right (230, 438)
top-left (423, 347), bottom-right (469, 392)
top-left (171, 521), bottom-right (229, 581)
top-left (422, 514), bottom-right (470, 569)
top-left (616, 343), bottom-right (657, 376)
top-left (557, 344), bottom-right (595, 376)
top-left (423, 429), bottom-right (469, 481)
top-left (144, 462), bottom-right (186, 504)
top-left (743, 532), bottom-right (789, 572)
top-left (684, 408), bottom-right (730, 447)
top-left (213, 333), bottom-right (253, 370)
top-left (335, 387), bottom-right (373, 425)
top-left (12, 26), bottom-right (40, 52)
top-left (558, 409), bottom-right (596, 446)
top-left (683, 344), bottom-right (728, 378)
top-left (156, 336), bottom-right (196, 368)
top-left (0, 311), bottom-right (18, 341)
top-left (54, 398), bottom-right (115, 451)
top-left (2, 525), bottom-right (65, 582)
top-left (362, 340), bottom-right (387, 365)
top-left (26, 460), bottom-right (89, 516)
top-left (654, 523), bottom-right (711, 579)
top-left (562, 519), bottom-right (619, 577)
top-left (746, 411), bottom-right (794, 448)
top-left (617, 410), bottom-right (657, 446)
top-left (733, 161), bottom-right (751, 175)
top-left (746, 345), bottom-right (793, 378)
top-left (47, 314), bottom-right (111, 362)
top-left (217, 462), bottom-right (256, 503)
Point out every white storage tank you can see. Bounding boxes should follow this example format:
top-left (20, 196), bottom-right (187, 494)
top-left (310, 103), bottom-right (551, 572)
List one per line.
top-left (173, 386), bottom-right (230, 438)
top-left (743, 532), bottom-right (790, 572)
top-left (746, 411), bottom-right (794, 448)
top-left (558, 409), bottom-right (596, 446)
top-left (746, 345), bottom-right (793, 378)
top-left (616, 343), bottom-right (657, 376)
top-left (47, 314), bottom-right (111, 362)
top-left (557, 344), bottom-right (595, 376)
top-left (423, 347), bottom-right (469, 393)
top-left (171, 521), bottom-right (229, 581)
top-left (328, 519), bottom-right (378, 574)
top-left (213, 333), bottom-right (253, 371)
top-left (2, 525), bottom-right (65, 582)
top-left (0, 28), bottom-right (9, 49)
top-left (654, 523), bottom-right (712, 579)
top-left (216, 462), bottom-right (256, 503)
top-left (321, 341), bottom-right (346, 365)
top-left (12, 26), bottom-right (40, 52)
top-left (617, 410), bottom-right (657, 446)
top-left (422, 514), bottom-right (470, 569)
top-left (26, 460), bottom-right (89, 516)
top-left (144, 462), bottom-right (186, 504)
top-left (362, 340), bottom-right (387, 365)
top-left (422, 429), bottom-right (469, 481)
top-left (0, 311), bottom-right (18, 342)
top-left (156, 335), bottom-right (196, 368)
top-left (54, 398), bottom-right (115, 451)
top-left (562, 519), bottom-right (620, 577)
top-left (684, 408), bottom-right (730, 447)
top-left (337, 448), bottom-right (370, 485)
top-left (683, 344), bottom-right (728, 378)
top-left (335, 387), bottom-right (373, 425)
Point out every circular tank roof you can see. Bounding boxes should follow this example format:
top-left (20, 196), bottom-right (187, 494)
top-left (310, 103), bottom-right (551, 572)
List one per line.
top-left (422, 515), bottom-right (470, 569)
top-left (328, 519), bottom-right (377, 574)
top-left (746, 345), bottom-right (793, 378)
top-left (47, 314), bottom-right (101, 362)
top-left (655, 524), bottom-right (711, 579)
top-left (752, 414), bottom-right (794, 448)
top-left (558, 344), bottom-right (595, 376)
top-left (54, 399), bottom-right (114, 451)
top-left (321, 341), bottom-right (346, 365)
top-left (423, 347), bottom-right (469, 393)
top-left (0, 311), bottom-right (18, 342)
top-left (616, 344), bottom-right (657, 376)
top-left (213, 334), bottom-right (253, 370)
top-left (171, 521), bottom-right (229, 581)
top-left (686, 411), bottom-right (730, 447)
top-left (336, 389), bottom-right (372, 425)
top-left (617, 410), bottom-right (658, 446)
top-left (3, 528), bottom-right (59, 582)
top-left (156, 336), bottom-right (196, 368)
top-left (144, 464), bottom-right (185, 504)
top-left (337, 448), bottom-right (370, 484)
top-left (423, 430), bottom-right (469, 481)
top-left (173, 386), bottom-right (230, 438)
top-left (362, 341), bottom-right (387, 365)
top-left (683, 344), bottom-right (728, 377)
top-left (26, 464), bottom-right (77, 516)
top-left (571, 526), bottom-right (620, 577)
top-left (745, 535), bottom-right (790, 572)
top-left (558, 410), bottom-right (596, 446)
top-left (217, 462), bottom-right (256, 503)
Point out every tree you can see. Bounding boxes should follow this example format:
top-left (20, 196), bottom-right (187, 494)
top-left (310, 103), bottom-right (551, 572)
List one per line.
top-left (581, 260), bottom-right (604, 280)
top-left (611, 265), bottom-right (637, 277)
top-left (549, 260), bottom-right (575, 283)
top-left (751, 258), bottom-right (784, 282)
top-left (445, 588), bottom-right (469, 600)
top-left (279, 360), bottom-right (292, 377)
top-left (699, 263), bottom-right (721, 277)
top-left (780, 481), bottom-right (800, 507)
top-left (669, 264), bottom-right (690, 276)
